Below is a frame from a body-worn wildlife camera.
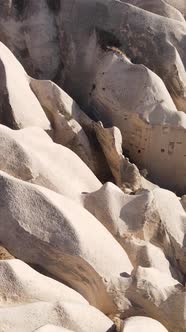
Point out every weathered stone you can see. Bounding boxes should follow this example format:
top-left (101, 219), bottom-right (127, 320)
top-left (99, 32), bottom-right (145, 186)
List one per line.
top-left (0, 42), bottom-right (50, 130)
top-left (122, 316), bottom-right (168, 332)
top-left (126, 267), bottom-right (186, 332)
top-left (0, 301), bottom-right (114, 332)
top-left (0, 171), bottom-right (132, 314)
top-left (94, 121), bottom-right (142, 192)
top-left (0, 259), bottom-right (87, 306)
top-left (0, 125), bottom-right (101, 202)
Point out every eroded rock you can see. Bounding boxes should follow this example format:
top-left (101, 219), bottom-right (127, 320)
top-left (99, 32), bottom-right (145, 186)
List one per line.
top-left (0, 259), bottom-right (87, 306)
top-left (122, 316), bottom-right (168, 332)
top-left (0, 42), bottom-right (50, 130)
top-left (0, 171), bottom-right (132, 314)
top-left (0, 301), bottom-right (114, 332)
top-left (0, 125), bottom-right (101, 202)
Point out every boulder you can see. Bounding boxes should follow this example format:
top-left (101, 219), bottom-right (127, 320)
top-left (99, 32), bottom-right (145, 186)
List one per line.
top-left (34, 326), bottom-right (74, 332)
top-left (30, 78), bottom-right (110, 179)
top-left (165, 0), bottom-right (186, 19)
top-left (0, 259), bottom-right (87, 306)
top-left (0, 171), bottom-right (132, 314)
top-left (0, 2), bottom-right (186, 192)
top-left (82, 182), bottom-right (185, 280)
top-left (90, 50), bottom-right (186, 194)
top-left (124, 0), bottom-right (185, 22)
top-left (94, 121), bottom-right (142, 191)
top-left (126, 267), bottom-right (186, 332)
top-left (0, 301), bottom-right (114, 332)
top-left (0, 125), bottom-right (101, 202)
top-left (0, 42), bottom-right (50, 130)
top-left (122, 316), bottom-right (168, 332)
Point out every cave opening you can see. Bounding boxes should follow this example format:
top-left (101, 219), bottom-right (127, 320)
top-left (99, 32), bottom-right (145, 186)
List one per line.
top-left (96, 28), bottom-right (122, 51)
top-left (46, 0), bottom-right (61, 12)
top-left (13, 0), bottom-right (26, 15)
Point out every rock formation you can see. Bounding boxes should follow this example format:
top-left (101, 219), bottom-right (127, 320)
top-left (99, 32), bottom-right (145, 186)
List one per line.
top-left (0, 1), bottom-right (185, 332)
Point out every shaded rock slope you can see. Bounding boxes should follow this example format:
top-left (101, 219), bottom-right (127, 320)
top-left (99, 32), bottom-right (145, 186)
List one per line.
top-left (0, 1), bottom-right (185, 332)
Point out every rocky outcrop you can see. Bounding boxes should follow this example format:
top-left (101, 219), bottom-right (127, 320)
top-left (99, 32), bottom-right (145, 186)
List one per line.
top-left (0, 125), bottom-right (101, 201)
top-left (122, 316), bottom-right (168, 332)
top-left (82, 182), bottom-right (186, 280)
top-left (0, 259), bottom-right (87, 306)
top-left (90, 51), bottom-right (186, 194)
top-left (34, 327), bottom-right (74, 332)
top-left (0, 301), bottom-right (114, 332)
top-left (1, 10), bottom-right (186, 191)
top-left (94, 121), bottom-right (142, 192)
top-left (126, 267), bottom-right (186, 332)
top-left (0, 42), bottom-right (50, 130)
top-left (30, 78), bottom-right (111, 180)
top-left (0, 170), bottom-right (132, 314)
top-left (0, 2), bottom-right (185, 332)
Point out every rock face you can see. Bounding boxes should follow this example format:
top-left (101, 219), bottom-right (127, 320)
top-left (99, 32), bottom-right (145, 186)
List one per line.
top-left (0, 125), bottom-right (101, 201)
top-left (30, 78), bottom-right (98, 175)
top-left (29, 78), bottom-right (111, 180)
top-left (0, 170), bottom-right (132, 314)
top-left (94, 121), bottom-right (142, 192)
top-left (35, 327), bottom-right (74, 332)
top-left (0, 259), bottom-right (114, 331)
top-left (0, 301), bottom-right (114, 332)
top-left (0, 259), bottom-right (87, 306)
top-left (82, 182), bottom-right (186, 281)
top-left (126, 267), bottom-right (186, 332)
top-left (0, 42), bottom-right (50, 130)
top-left (90, 51), bottom-right (186, 194)
top-left (122, 316), bottom-right (168, 332)
top-left (0, 2), bottom-right (185, 332)
top-left (1, 2), bottom-right (186, 191)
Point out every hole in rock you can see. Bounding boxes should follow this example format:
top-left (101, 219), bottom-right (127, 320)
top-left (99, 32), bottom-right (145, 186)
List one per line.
top-left (13, 0), bottom-right (26, 15)
top-left (120, 272), bottom-right (130, 278)
top-left (96, 28), bottom-right (121, 51)
top-left (46, 0), bottom-right (61, 12)
top-left (131, 55), bottom-right (142, 64)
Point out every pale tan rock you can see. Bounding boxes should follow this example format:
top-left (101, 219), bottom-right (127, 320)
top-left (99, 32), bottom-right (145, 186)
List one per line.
top-left (94, 121), bottom-right (142, 191)
top-left (1, 2), bottom-right (186, 193)
top-left (0, 125), bottom-right (101, 202)
top-left (122, 237), bottom-right (179, 279)
top-left (34, 326), bottom-right (74, 332)
top-left (180, 195), bottom-right (186, 211)
top-left (91, 51), bottom-right (186, 194)
top-left (30, 78), bottom-right (98, 174)
top-left (82, 182), bottom-right (185, 280)
top-left (152, 188), bottom-right (186, 275)
top-left (0, 259), bottom-right (87, 306)
top-left (122, 316), bottom-right (168, 332)
top-left (29, 79), bottom-right (93, 135)
top-left (124, 0), bottom-right (185, 22)
top-left (127, 267), bottom-right (186, 332)
top-left (165, 0), bottom-right (186, 18)
top-left (30, 78), bottom-right (112, 181)
top-left (82, 182), bottom-right (154, 239)
top-left (0, 0), bottom-right (186, 115)
top-left (0, 301), bottom-right (114, 332)
top-left (0, 171), bottom-right (132, 314)
top-left (0, 42), bottom-right (50, 130)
